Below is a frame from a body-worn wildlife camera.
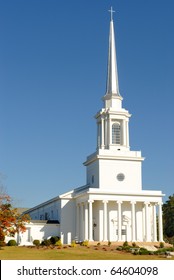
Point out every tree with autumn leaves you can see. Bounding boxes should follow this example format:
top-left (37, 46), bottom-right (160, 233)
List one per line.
top-left (0, 191), bottom-right (30, 242)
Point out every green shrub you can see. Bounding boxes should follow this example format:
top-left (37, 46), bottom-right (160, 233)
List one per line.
top-left (154, 248), bottom-right (171, 255)
top-left (168, 247), bottom-right (174, 251)
top-left (81, 240), bottom-right (89, 246)
top-left (160, 242), bottom-right (164, 248)
top-left (108, 241), bottom-right (111, 246)
top-left (8, 240), bottom-right (17, 246)
top-left (139, 247), bottom-right (150, 255)
top-left (55, 239), bottom-right (62, 246)
top-left (33, 240), bottom-right (40, 246)
top-left (132, 242), bottom-right (137, 247)
top-left (97, 242), bottom-right (101, 246)
top-left (123, 245), bottom-right (131, 252)
top-left (123, 241), bottom-right (128, 247)
top-left (116, 246), bottom-right (123, 251)
top-left (70, 240), bottom-right (76, 247)
top-left (49, 236), bottom-right (60, 245)
top-left (154, 250), bottom-right (163, 255)
top-left (41, 239), bottom-right (51, 246)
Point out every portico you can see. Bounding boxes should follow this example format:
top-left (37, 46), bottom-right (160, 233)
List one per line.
top-left (75, 193), bottom-right (164, 243)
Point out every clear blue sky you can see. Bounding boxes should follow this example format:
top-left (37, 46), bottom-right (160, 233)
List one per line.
top-left (0, 0), bottom-right (174, 208)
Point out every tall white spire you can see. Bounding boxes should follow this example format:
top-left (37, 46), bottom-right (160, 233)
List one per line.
top-left (106, 7), bottom-right (120, 96)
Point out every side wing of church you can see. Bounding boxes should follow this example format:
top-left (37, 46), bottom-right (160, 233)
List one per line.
top-left (22, 10), bottom-right (164, 245)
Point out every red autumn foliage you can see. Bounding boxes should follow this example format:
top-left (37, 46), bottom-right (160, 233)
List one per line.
top-left (0, 193), bottom-right (30, 241)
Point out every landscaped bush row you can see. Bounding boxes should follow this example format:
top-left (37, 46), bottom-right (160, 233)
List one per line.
top-left (0, 235), bottom-right (62, 248)
top-left (4, 237), bottom-right (173, 257)
top-left (32, 239), bottom-right (89, 248)
top-left (33, 236), bottom-right (61, 246)
top-left (115, 241), bottom-right (174, 256)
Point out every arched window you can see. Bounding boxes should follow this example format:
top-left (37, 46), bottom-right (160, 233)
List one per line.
top-left (112, 123), bottom-right (121, 144)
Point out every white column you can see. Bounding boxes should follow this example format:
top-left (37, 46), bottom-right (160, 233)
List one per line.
top-left (97, 123), bottom-right (99, 149)
top-left (144, 202), bottom-right (150, 241)
top-left (158, 202), bottom-right (163, 242)
top-left (109, 116), bottom-right (112, 146)
top-left (88, 200), bottom-right (94, 241)
top-left (80, 203), bottom-right (84, 241)
top-left (104, 116), bottom-right (108, 148)
top-left (60, 232), bottom-right (64, 244)
top-left (107, 115), bottom-right (111, 147)
top-left (84, 202), bottom-right (88, 240)
top-left (142, 205), bottom-right (145, 241)
top-left (97, 122), bottom-right (101, 149)
top-left (152, 203), bottom-right (157, 242)
top-left (126, 120), bottom-right (129, 148)
top-left (123, 120), bottom-right (126, 146)
top-left (103, 200), bottom-right (108, 241)
top-left (117, 201), bottom-right (122, 241)
top-left (131, 201), bottom-right (136, 241)
top-left (76, 203), bottom-right (80, 241)
top-left (101, 116), bottom-right (105, 149)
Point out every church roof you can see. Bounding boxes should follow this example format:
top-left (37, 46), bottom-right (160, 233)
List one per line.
top-left (30, 220), bottom-right (60, 224)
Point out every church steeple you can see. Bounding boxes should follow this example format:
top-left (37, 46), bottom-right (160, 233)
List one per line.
top-left (94, 8), bottom-right (131, 151)
top-left (106, 7), bottom-right (120, 96)
top-left (103, 7), bottom-right (123, 110)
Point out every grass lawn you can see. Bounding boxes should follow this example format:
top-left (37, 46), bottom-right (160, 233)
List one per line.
top-left (0, 245), bottom-right (173, 260)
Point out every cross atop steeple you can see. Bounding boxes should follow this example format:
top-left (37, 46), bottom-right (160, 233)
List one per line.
top-left (108, 6), bottom-right (115, 21)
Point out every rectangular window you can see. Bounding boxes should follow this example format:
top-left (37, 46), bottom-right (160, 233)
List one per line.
top-left (116, 229), bottom-right (127, 235)
top-left (112, 123), bottom-right (121, 144)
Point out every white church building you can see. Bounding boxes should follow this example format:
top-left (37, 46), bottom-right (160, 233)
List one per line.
top-left (20, 10), bottom-right (164, 245)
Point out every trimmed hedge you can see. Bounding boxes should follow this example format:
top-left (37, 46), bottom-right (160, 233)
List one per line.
top-left (8, 240), bottom-right (17, 246)
top-left (49, 236), bottom-right (60, 245)
top-left (33, 240), bottom-right (40, 246)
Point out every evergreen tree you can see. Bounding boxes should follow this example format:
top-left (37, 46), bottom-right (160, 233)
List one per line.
top-left (163, 194), bottom-right (174, 238)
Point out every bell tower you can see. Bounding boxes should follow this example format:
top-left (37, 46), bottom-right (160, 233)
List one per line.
top-left (84, 8), bottom-right (144, 191)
